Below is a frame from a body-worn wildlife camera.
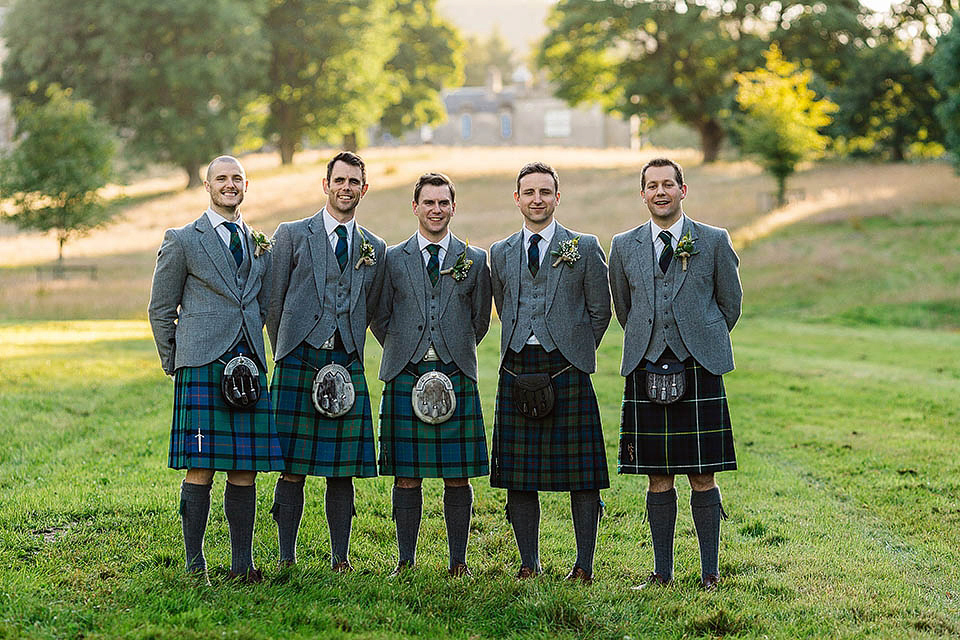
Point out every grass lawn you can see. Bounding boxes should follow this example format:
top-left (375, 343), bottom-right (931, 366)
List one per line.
top-left (1, 150), bottom-right (959, 638)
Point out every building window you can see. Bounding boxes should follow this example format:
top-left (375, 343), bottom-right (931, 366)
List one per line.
top-left (544, 110), bottom-right (571, 138)
top-left (460, 113), bottom-right (472, 140)
top-left (500, 113), bottom-right (513, 139)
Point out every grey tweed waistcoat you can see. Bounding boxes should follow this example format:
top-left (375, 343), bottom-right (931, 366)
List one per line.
top-left (509, 261), bottom-right (556, 353)
top-left (304, 236), bottom-right (356, 353)
top-left (642, 256), bottom-right (691, 362)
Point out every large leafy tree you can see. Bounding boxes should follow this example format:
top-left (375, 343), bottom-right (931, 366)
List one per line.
top-left (262, 0), bottom-right (399, 163)
top-left (735, 46), bottom-right (837, 206)
top-left (931, 12), bottom-right (960, 172)
top-left (379, 0), bottom-right (464, 138)
top-left (1, 0), bottom-right (266, 188)
top-left (0, 87), bottom-right (115, 266)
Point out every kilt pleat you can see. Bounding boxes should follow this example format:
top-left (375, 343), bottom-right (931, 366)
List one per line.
top-left (271, 343), bottom-right (377, 478)
top-left (169, 346), bottom-right (284, 472)
top-left (378, 360), bottom-right (488, 478)
top-left (490, 346), bottom-right (609, 492)
top-left (618, 361), bottom-right (737, 475)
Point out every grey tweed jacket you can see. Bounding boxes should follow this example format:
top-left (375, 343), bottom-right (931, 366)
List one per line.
top-left (608, 217), bottom-right (742, 377)
top-left (371, 233), bottom-right (492, 382)
top-left (265, 211), bottom-right (386, 362)
top-left (490, 222), bottom-right (611, 374)
top-left (148, 212), bottom-right (272, 375)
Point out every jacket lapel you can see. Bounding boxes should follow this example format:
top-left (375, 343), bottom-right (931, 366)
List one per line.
top-left (439, 234), bottom-right (464, 316)
top-left (634, 221), bottom-right (655, 309)
top-left (306, 212), bottom-right (328, 303)
top-left (670, 218), bottom-right (695, 299)
top-left (196, 214), bottom-right (240, 299)
top-left (544, 223), bottom-right (567, 310)
top-left (505, 231), bottom-right (522, 320)
top-left (401, 234), bottom-right (426, 319)
top-left (239, 221), bottom-right (262, 296)
top-left (349, 224), bottom-right (368, 312)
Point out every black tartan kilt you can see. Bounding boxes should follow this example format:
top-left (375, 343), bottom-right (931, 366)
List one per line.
top-left (618, 360), bottom-right (737, 475)
top-left (490, 345), bottom-right (609, 492)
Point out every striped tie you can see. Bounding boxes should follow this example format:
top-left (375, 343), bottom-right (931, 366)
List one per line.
top-left (528, 234), bottom-right (541, 277)
top-left (222, 222), bottom-right (243, 268)
top-left (334, 224), bottom-right (348, 273)
top-left (426, 244), bottom-right (441, 286)
top-left (658, 230), bottom-right (673, 274)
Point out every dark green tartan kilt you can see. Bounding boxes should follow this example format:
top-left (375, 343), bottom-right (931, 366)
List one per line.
top-left (378, 360), bottom-right (488, 479)
top-left (169, 345), bottom-right (284, 472)
top-left (490, 345), bottom-right (610, 492)
top-left (271, 343), bottom-right (377, 478)
top-left (618, 361), bottom-right (737, 475)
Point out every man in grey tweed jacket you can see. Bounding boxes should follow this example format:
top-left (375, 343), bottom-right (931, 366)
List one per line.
top-left (608, 157), bottom-right (742, 592)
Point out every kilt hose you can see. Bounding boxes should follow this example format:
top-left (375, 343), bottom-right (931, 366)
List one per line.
top-left (490, 345), bottom-right (610, 492)
top-left (378, 360), bottom-right (488, 479)
top-left (271, 342), bottom-right (377, 478)
top-left (169, 343), bottom-right (284, 472)
top-left (618, 360), bottom-right (737, 475)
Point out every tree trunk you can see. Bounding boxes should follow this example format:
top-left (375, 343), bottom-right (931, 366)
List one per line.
top-left (184, 162), bottom-right (203, 189)
top-left (279, 137), bottom-right (296, 165)
top-left (697, 119), bottom-right (725, 164)
top-left (343, 131), bottom-right (358, 152)
top-left (776, 175), bottom-right (787, 208)
top-left (55, 233), bottom-right (66, 279)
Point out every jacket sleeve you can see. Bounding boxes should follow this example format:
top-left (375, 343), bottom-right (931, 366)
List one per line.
top-left (369, 250), bottom-right (394, 346)
top-left (365, 236), bottom-right (388, 329)
top-left (147, 229), bottom-right (187, 376)
top-left (490, 243), bottom-right (505, 319)
top-left (583, 236), bottom-right (612, 347)
top-left (607, 237), bottom-right (631, 330)
top-left (714, 229), bottom-right (742, 332)
top-left (471, 249), bottom-right (493, 344)
top-left (264, 223), bottom-right (292, 353)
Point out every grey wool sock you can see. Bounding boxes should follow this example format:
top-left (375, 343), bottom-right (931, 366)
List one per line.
top-left (325, 477), bottom-right (355, 566)
top-left (392, 485), bottom-right (423, 566)
top-left (506, 490), bottom-right (541, 572)
top-left (647, 488), bottom-right (678, 581)
top-left (223, 481), bottom-right (257, 575)
top-left (691, 487), bottom-right (726, 579)
top-left (180, 481), bottom-right (212, 573)
top-left (570, 489), bottom-right (602, 575)
top-left (271, 477), bottom-right (305, 564)
top-left (443, 484), bottom-right (473, 568)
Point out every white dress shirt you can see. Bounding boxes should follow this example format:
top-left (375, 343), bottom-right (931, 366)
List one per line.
top-left (417, 231), bottom-right (451, 267)
top-left (651, 214), bottom-right (686, 269)
top-left (322, 207), bottom-right (356, 254)
top-left (205, 208), bottom-right (245, 260)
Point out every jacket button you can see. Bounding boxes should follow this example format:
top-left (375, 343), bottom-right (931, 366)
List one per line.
top-left (418, 326), bottom-right (423, 331)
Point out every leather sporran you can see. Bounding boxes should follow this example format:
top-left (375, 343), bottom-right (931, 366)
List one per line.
top-left (644, 360), bottom-right (686, 405)
top-left (221, 355), bottom-right (261, 410)
top-left (411, 370), bottom-right (457, 425)
top-left (514, 372), bottom-right (555, 419)
top-left (312, 363), bottom-right (356, 418)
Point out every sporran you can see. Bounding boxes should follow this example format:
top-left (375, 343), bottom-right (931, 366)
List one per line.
top-left (644, 360), bottom-right (686, 405)
top-left (312, 363), bottom-right (356, 418)
top-left (221, 355), bottom-right (261, 410)
top-left (411, 370), bottom-right (457, 424)
top-left (513, 372), bottom-right (555, 419)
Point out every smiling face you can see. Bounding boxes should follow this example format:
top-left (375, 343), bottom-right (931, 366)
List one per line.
top-left (204, 157), bottom-right (247, 220)
top-left (323, 160), bottom-right (368, 221)
top-left (641, 164), bottom-right (687, 229)
top-left (514, 171), bottom-right (559, 232)
top-left (413, 183), bottom-right (455, 242)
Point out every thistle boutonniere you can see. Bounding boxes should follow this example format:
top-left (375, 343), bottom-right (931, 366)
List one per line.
top-left (439, 239), bottom-right (474, 282)
top-left (551, 235), bottom-right (581, 268)
top-left (675, 232), bottom-right (699, 271)
top-left (251, 229), bottom-right (272, 257)
top-left (354, 228), bottom-right (376, 269)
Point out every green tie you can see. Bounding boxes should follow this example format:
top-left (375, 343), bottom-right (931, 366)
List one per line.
top-left (334, 225), bottom-right (348, 273)
top-left (426, 243), bottom-right (441, 286)
top-left (658, 230), bottom-right (673, 274)
top-left (528, 234), bottom-right (541, 277)
top-left (222, 222), bottom-right (243, 268)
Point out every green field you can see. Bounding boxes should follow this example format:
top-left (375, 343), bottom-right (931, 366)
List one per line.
top-left (1, 154), bottom-right (959, 638)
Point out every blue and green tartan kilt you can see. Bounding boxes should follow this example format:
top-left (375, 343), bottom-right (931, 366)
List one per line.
top-left (378, 360), bottom-right (488, 479)
top-left (271, 342), bottom-right (377, 478)
top-left (618, 360), bottom-right (737, 475)
top-left (490, 345), bottom-right (610, 492)
top-left (169, 345), bottom-right (284, 472)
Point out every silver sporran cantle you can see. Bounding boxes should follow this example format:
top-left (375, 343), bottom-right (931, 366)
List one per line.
top-left (412, 370), bottom-right (456, 424)
top-left (221, 355), bottom-right (261, 410)
top-left (312, 363), bottom-right (355, 418)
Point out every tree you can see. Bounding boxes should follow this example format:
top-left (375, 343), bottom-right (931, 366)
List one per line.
top-left (378, 0), bottom-right (464, 138)
top-left (1, 0), bottom-right (266, 188)
top-left (262, 0), bottom-right (399, 164)
top-left (0, 87), bottom-right (115, 267)
top-left (735, 46), bottom-right (837, 207)
top-left (462, 29), bottom-right (514, 87)
top-left (931, 12), bottom-right (960, 172)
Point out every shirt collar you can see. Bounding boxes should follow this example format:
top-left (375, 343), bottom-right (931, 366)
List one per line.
top-left (523, 219), bottom-right (557, 247)
top-left (206, 207), bottom-right (243, 229)
top-left (322, 207), bottom-right (356, 237)
top-left (417, 231), bottom-right (451, 254)
top-left (651, 214), bottom-right (686, 244)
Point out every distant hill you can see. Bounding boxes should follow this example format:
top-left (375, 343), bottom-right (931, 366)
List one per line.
top-left (437, 0), bottom-right (554, 60)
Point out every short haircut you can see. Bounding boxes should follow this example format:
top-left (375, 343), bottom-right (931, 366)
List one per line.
top-left (205, 155), bottom-right (245, 183)
top-left (516, 161), bottom-right (559, 194)
top-left (641, 158), bottom-right (684, 190)
top-left (413, 172), bottom-right (456, 203)
top-left (326, 151), bottom-right (366, 185)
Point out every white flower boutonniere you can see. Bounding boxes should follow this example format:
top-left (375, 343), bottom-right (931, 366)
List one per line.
top-left (440, 240), bottom-right (474, 282)
top-left (675, 232), bottom-right (699, 271)
top-left (354, 228), bottom-right (376, 269)
top-left (551, 235), bottom-right (581, 268)
top-left (251, 229), bottom-right (272, 257)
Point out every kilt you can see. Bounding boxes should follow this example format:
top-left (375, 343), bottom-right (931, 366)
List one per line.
top-left (490, 346), bottom-right (609, 492)
top-left (271, 343), bottom-right (377, 478)
top-left (378, 360), bottom-right (488, 478)
top-left (169, 344), bottom-right (284, 472)
top-left (618, 360), bottom-right (737, 475)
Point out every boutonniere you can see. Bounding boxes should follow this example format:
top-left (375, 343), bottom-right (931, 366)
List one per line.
top-left (354, 228), bottom-right (376, 269)
top-left (675, 232), bottom-right (699, 271)
top-left (439, 240), bottom-right (474, 282)
top-left (551, 235), bottom-right (581, 268)
top-left (251, 229), bottom-right (272, 257)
